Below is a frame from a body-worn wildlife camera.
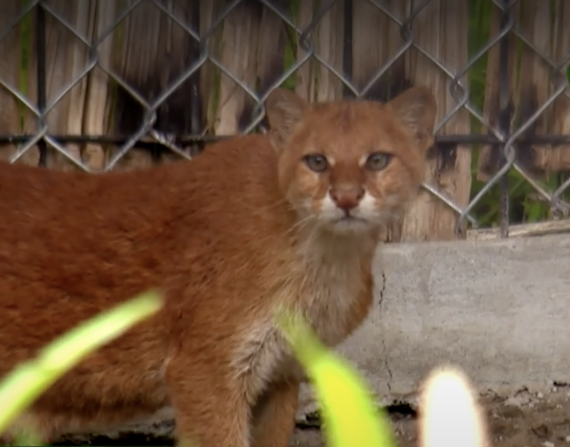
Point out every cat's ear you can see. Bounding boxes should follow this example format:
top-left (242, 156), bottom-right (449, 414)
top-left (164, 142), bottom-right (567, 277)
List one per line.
top-left (265, 88), bottom-right (309, 151)
top-left (386, 85), bottom-right (437, 151)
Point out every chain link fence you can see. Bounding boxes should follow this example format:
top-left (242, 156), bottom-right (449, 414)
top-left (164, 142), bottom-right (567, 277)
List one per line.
top-left (0, 0), bottom-right (569, 237)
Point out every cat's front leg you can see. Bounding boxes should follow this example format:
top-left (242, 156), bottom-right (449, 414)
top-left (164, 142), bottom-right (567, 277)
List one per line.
top-left (166, 356), bottom-right (250, 447)
top-left (251, 380), bottom-right (299, 447)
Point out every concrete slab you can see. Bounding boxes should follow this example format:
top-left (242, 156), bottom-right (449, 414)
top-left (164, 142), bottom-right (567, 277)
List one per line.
top-left (297, 233), bottom-right (570, 416)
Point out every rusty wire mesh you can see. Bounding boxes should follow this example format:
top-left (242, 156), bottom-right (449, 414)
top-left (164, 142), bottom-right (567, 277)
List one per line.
top-left (0, 0), bottom-right (569, 235)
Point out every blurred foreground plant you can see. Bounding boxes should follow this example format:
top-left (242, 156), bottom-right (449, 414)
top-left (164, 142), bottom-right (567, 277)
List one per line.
top-left (0, 295), bottom-right (488, 447)
top-left (419, 366), bottom-right (490, 447)
top-left (280, 314), bottom-right (395, 447)
top-left (0, 290), bottom-right (163, 440)
top-left (280, 313), bottom-right (491, 447)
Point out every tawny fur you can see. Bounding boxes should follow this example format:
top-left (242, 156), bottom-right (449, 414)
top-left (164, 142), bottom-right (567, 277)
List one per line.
top-left (0, 86), bottom-right (436, 447)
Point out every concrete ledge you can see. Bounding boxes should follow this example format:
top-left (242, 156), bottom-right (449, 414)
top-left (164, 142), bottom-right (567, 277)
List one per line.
top-left (298, 233), bottom-right (570, 416)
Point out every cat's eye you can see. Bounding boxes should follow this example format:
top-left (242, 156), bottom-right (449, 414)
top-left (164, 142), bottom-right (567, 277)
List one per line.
top-left (365, 152), bottom-right (391, 171)
top-left (303, 154), bottom-right (329, 172)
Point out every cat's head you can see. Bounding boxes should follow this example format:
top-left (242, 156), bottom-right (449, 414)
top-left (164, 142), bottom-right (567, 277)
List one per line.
top-left (266, 86), bottom-right (437, 236)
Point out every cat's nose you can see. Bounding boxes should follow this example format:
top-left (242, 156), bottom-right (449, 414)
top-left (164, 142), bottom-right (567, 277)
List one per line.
top-left (330, 186), bottom-right (364, 212)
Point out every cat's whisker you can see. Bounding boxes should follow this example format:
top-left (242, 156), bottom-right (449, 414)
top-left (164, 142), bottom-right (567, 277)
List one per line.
top-left (259, 197), bottom-right (289, 213)
top-left (285, 215), bottom-right (316, 236)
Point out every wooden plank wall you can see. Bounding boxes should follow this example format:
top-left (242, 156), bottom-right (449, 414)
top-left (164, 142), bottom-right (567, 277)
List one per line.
top-left (0, 0), bottom-right (569, 241)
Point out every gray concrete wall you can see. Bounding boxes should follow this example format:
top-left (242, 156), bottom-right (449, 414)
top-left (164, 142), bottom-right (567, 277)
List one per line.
top-left (298, 233), bottom-right (570, 416)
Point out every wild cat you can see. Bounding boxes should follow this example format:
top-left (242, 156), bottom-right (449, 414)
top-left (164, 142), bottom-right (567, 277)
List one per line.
top-left (0, 85), bottom-right (436, 447)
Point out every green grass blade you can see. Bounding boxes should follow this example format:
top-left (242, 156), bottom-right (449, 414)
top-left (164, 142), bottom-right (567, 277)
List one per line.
top-left (279, 314), bottom-right (396, 447)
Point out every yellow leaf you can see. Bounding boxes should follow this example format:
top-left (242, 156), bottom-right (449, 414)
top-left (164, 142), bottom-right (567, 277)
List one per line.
top-left (279, 313), bottom-right (396, 447)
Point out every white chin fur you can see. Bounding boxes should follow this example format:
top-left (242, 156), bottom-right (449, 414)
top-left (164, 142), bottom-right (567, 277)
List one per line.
top-left (317, 191), bottom-right (378, 234)
top-left (325, 217), bottom-right (371, 235)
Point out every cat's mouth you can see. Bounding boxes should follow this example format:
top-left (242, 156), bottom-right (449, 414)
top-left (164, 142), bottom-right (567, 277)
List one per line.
top-left (338, 215), bottom-right (366, 223)
top-left (329, 214), bottom-right (370, 231)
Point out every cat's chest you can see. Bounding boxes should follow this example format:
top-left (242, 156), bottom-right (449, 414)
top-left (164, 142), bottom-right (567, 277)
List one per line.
top-left (236, 260), bottom-right (366, 388)
top-left (298, 259), bottom-right (364, 345)
top-left (274, 257), bottom-right (368, 382)
top-left (232, 242), bottom-right (374, 399)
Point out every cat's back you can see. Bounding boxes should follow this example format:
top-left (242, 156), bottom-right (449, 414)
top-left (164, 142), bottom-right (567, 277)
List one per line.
top-left (0, 135), bottom-right (280, 254)
top-left (0, 158), bottom-right (190, 224)
top-left (0, 135), bottom-right (286, 341)
top-left (0, 160), bottom-right (179, 283)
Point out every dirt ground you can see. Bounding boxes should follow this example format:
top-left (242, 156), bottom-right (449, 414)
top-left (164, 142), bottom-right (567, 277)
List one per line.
top-left (292, 387), bottom-right (570, 447)
top-left (52, 386), bottom-right (570, 447)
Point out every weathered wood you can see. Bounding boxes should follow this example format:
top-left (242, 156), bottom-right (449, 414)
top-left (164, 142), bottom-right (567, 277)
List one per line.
top-left (310, 0), bottom-right (344, 102)
top-left (0, 2), bottom-right (26, 162)
top-left (351, 0), bottom-right (406, 243)
top-left (477, 2), bottom-right (570, 177)
top-left (82, 0), bottom-right (119, 172)
top-left (351, 0), bottom-right (402, 101)
top-left (467, 218), bottom-right (570, 241)
top-left (516, 0), bottom-right (554, 174)
top-left (547, 0), bottom-right (570, 172)
top-left (510, 0), bottom-right (570, 174)
top-left (210, 1), bottom-right (261, 135)
top-left (399, 0), bottom-right (472, 241)
top-left (476, 3), bottom-right (517, 182)
top-left (4, 3), bottom-right (41, 166)
top-left (256, 2), bottom-right (288, 97)
top-left (200, 0), bottom-right (221, 135)
top-left (292, 0), bottom-right (345, 104)
top-left (39, 0), bottom-right (90, 170)
top-left (203, 1), bottom-right (296, 135)
top-left (293, 0), bottom-right (313, 101)
top-left (105, 0), bottom-right (159, 170)
top-left (101, 0), bottom-right (199, 170)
